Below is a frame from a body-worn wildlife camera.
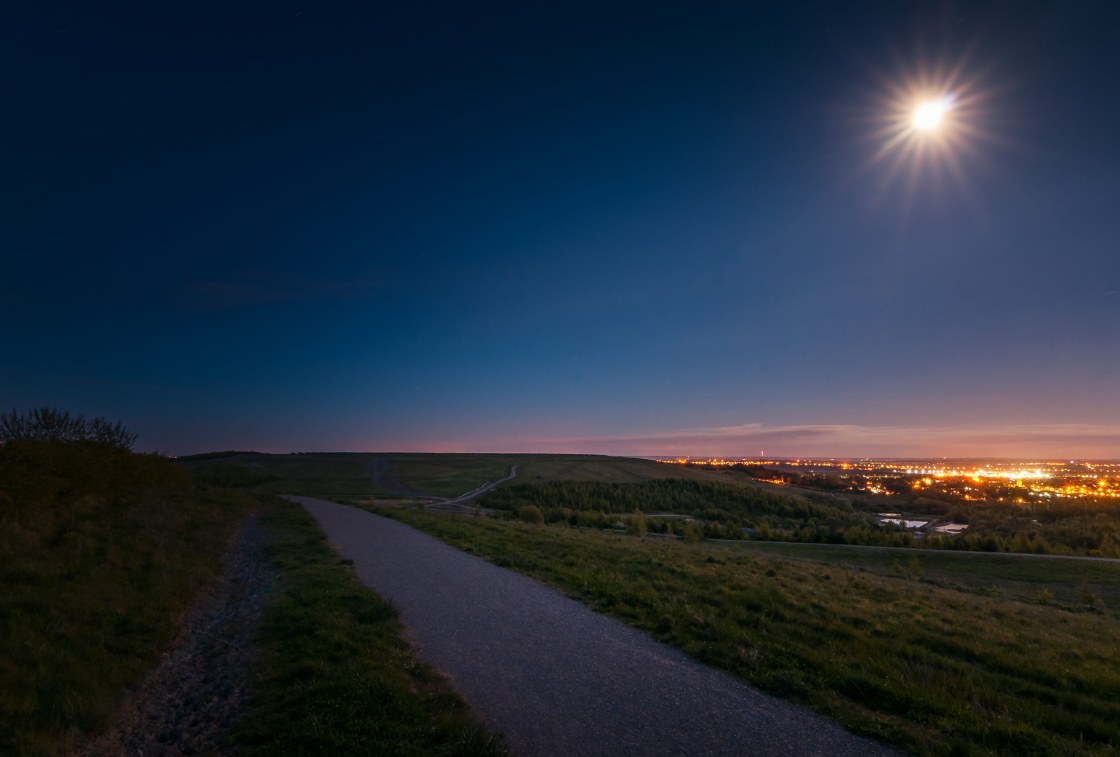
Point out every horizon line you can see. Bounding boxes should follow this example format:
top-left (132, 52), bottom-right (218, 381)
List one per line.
top-left (166, 448), bottom-right (1120, 464)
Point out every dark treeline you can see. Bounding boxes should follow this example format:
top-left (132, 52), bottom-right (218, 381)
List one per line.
top-left (480, 479), bottom-right (910, 543)
top-left (918, 524), bottom-right (1120, 556)
top-left (483, 478), bottom-right (843, 519)
top-left (734, 464), bottom-right (866, 492)
top-left (481, 479), bottom-right (1120, 556)
top-left (927, 508), bottom-right (1120, 557)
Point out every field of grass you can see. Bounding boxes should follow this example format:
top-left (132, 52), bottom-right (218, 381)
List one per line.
top-left (0, 441), bottom-right (256, 756)
top-left (181, 452), bottom-right (383, 496)
top-left (181, 451), bottom-right (786, 501)
top-left (180, 452), bottom-right (509, 498)
top-left (723, 540), bottom-right (1120, 614)
top-left (236, 498), bottom-right (507, 756)
top-left (513, 455), bottom-right (746, 485)
top-left (385, 454), bottom-right (520, 497)
top-left (373, 508), bottom-right (1120, 756)
top-left (388, 452), bottom-right (770, 497)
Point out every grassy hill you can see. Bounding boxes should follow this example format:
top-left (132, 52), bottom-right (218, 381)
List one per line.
top-left (180, 451), bottom-right (789, 499)
top-left (176, 450), bottom-right (1120, 754)
top-left (0, 440), bottom-right (255, 755)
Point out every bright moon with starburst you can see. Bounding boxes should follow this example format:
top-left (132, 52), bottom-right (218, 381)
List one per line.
top-left (860, 48), bottom-right (997, 213)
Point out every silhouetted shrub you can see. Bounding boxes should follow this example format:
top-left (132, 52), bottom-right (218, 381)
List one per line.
top-left (0, 407), bottom-right (137, 450)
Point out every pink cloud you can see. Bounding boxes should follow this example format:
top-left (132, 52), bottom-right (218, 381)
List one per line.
top-left (419, 422), bottom-right (1120, 459)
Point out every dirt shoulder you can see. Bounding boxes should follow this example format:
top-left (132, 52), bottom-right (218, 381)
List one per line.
top-left (75, 510), bottom-right (278, 756)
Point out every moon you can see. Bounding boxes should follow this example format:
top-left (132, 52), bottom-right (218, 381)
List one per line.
top-left (912, 98), bottom-right (950, 130)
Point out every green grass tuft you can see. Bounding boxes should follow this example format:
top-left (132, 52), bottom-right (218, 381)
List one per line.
top-left (237, 498), bottom-right (508, 756)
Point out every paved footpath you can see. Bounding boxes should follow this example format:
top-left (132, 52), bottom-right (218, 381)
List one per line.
top-left (290, 496), bottom-right (901, 757)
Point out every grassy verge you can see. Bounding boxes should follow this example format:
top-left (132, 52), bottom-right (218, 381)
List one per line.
top-left (237, 498), bottom-right (507, 756)
top-left (375, 508), bottom-right (1120, 756)
top-left (0, 441), bottom-right (256, 756)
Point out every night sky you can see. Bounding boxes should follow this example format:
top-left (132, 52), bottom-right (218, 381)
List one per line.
top-left (4, 1), bottom-right (1119, 458)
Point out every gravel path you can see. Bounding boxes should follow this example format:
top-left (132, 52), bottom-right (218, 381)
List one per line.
top-left (75, 511), bottom-right (279, 756)
top-left (292, 496), bottom-right (901, 757)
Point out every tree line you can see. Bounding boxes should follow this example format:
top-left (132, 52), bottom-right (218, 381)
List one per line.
top-left (480, 478), bottom-right (888, 540)
top-left (482, 478), bottom-right (1120, 556)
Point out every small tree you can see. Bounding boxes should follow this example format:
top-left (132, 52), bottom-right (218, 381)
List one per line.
top-left (518, 505), bottom-right (544, 525)
top-left (89, 417), bottom-right (138, 449)
top-left (682, 521), bottom-right (702, 544)
top-left (628, 508), bottom-right (648, 538)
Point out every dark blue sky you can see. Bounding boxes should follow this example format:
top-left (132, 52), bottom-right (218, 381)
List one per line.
top-left (4, 1), bottom-right (1119, 457)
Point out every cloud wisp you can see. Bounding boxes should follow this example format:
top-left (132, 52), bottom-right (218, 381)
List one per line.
top-left (183, 270), bottom-right (383, 310)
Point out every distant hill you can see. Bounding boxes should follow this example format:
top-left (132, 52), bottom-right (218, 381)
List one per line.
top-left (178, 451), bottom-right (797, 500)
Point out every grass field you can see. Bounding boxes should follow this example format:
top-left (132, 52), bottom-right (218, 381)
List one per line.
top-left (373, 507), bottom-right (1120, 756)
top-left (722, 540), bottom-right (1120, 615)
top-left (385, 454), bottom-right (520, 497)
top-left (181, 452), bottom-right (383, 496)
top-left (513, 455), bottom-right (748, 485)
top-left (181, 451), bottom-right (784, 500)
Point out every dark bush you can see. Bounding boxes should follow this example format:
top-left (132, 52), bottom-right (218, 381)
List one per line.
top-left (0, 407), bottom-right (137, 450)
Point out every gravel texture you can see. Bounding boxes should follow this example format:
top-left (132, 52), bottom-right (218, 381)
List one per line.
top-left (293, 495), bottom-right (902, 757)
top-left (75, 511), bottom-right (278, 757)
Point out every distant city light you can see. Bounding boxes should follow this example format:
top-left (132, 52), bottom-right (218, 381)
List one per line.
top-left (974, 468), bottom-right (1048, 480)
top-left (653, 457), bottom-right (1120, 502)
